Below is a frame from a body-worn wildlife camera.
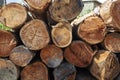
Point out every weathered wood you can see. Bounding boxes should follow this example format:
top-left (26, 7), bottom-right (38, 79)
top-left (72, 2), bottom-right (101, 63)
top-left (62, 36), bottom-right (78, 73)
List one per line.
top-left (100, 0), bottom-right (120, 30)
top-left (78, 16), bottom-right (107, 44)
top-left (90, 50), bottom-right (120, 80)
top-left (51, 22), bottom-right (72, 48)
top-left (0, 30), bottom-right (16, 57)
top-left (104, 32), bottom-right (120, 53)
top-left (0, 58), bottom-right (19, 80)
top-left (0, 3), bottom-right (27, 29)
top-left (49, 0), bottom-right (83, 22)
top-left (40, 44), bottom-right (63, 68)
top-left (21, 62), bottom-right (48, 80)
top-left (20, 19), bottom-right (50, 50)
top-left (64, 41), bottom-right (95, 67)
top-left (10, 45), bottom-right (35, 67)
top-left (53, 62), bottom-right (76, 80)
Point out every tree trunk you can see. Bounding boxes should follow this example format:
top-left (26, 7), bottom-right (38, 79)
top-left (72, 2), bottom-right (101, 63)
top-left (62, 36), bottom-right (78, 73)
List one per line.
top-left (78, 16), bottom-right (107, 45)
top-left (21, 62), bottom-right (48, 80)
top-left (40, 44), bottom-right (63, 68)
top-left (10, 45), bottom-right (35, 67)
top-left (0, 3), bottom-right (27, 29)
top-left (20, 19), bottom-right (50, 50)
top-left (51, 21), bottom-right (72, 48)
top-left (0, 30), bottom-right (16, 57)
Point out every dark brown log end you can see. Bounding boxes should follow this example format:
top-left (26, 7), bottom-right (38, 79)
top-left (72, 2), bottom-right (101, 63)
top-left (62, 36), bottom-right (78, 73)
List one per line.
top-left (0, 30), bottom-right (16, 57)
top-left (21, 62), bottom-right (48, 80)
top-left (64, 41), bottom-right (94, 67)
top-left (1, 3), bottom-right (27, 28)
top-left (20, 19), bottom-right (50, 50)
top-left (78, 16), bottom-right (106, 45)
top-left (40, 44), bottom-right (63, 68)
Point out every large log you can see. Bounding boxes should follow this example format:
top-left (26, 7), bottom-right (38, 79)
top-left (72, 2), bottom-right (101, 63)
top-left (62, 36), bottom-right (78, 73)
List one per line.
top-left (78, 16), bottom-right (107, 45)
top-left (0, 3), bottom-right (27, 29)
top-left (0, 30), bottom-right (16, 57)
top-left (40, 44), bottom-right (63, 68)
top-left (51, 22), bottom-right (72, 48)
top-left (90, 50), bottom-right (120, 80)
top-left (20, 19), bottom-right (50, 50)
top-left (100, 0), bottom-right (120, 30)
top-left (21, 62), bottom-right (48, 80)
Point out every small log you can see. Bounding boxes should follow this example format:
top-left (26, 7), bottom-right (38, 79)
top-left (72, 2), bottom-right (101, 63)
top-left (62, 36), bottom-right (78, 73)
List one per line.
top-left (0, 3), bottom-right (27, 29)
top-left (104, 32), bottom-right (120, 53)
top-left (21, 62), bottom-right (48, 80)
top-left (78, 16), bottom-right (107, 45)
top-left (20, 19), bottom-right (50, 50)
top-left (53, 62), bottom-right (76, 80)
top-left (100, 0), bottom-right (120, 30)
top-left (90, 50), bottom-right (120, 80)
top-left (51, 22), bottom-right (72, 48)
top-left (0, 58), bottom-right (19, 80)
top-left (64, 41), bottom-right (95, 67)
top-left (49, 0), bottom-right (83, 22)
top-left (40, 44), bottom-right (63, 68)
top-left (10, 45), bottom-right (35, 67)
top-left (0, 30), bottom-right (16, 57)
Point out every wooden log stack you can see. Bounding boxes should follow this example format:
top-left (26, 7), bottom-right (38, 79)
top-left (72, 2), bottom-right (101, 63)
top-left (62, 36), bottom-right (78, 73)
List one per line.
top-left (0, 0), bottom-right (120, 80)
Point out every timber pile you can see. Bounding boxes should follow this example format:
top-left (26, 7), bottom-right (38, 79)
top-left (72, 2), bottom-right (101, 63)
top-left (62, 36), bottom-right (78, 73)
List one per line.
top-left (0, 0), bottom-right (120, 80)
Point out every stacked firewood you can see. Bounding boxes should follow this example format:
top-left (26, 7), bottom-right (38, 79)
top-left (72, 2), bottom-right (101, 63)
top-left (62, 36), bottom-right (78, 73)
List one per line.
top-left (0, 0), bottom-right (120, 80)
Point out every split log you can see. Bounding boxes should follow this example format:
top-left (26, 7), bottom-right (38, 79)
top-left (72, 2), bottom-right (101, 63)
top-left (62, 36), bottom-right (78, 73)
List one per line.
top-left (21, 62), bottom-right (48, 80)
top-left (40, 44), bottom-right (63, 68)
top-left (90, 50), bottom-right (120, 80)
top-left (53, 62), bottom-right (76, 80)
top-left (20, 19), bottom-right (50, 50)
top-left (51, 22), bottom-right (72, 48)
top-left (100, 0), bottom-right (120, 30)
top-left (48, 0), bottom-right (83, 22)
top-left (0, 3), bottom-right (27, 29)
top-left (78, 16), bottom-right (107, 45)
top-left (64, 41), bottom-right (95, 67)
top-left (104, 32), bottom-right (120, 53)
top-left (9, 45), bottom-right (35, 67)
top-left (0, 58), bottom-right (19, 80)
top-left (0, 30), bottom-right (16, 57)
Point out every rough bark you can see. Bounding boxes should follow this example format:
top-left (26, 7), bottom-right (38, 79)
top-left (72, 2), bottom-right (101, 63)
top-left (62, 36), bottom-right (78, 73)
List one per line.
top-left (78, 16), bottom-right (107, 45)
top-left (20, 19), bottom-right (50, 50)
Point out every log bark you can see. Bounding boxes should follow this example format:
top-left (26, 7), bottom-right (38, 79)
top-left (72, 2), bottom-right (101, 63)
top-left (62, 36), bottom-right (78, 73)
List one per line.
top-left (21, 62), bottom-right (48, 80)
top-left (51, 22), bottom-right (72, 48)
top-left (90, 50), bottom-right (120, 80)
top-left (20, 19), bottom-right (50, 50)
top-left (9, 45), bottom-right (35, 67)
top-left (100, 0), bottom-right (120, 30)
top-left (104, 32), bottom-right (120, 53)
top-left (0, 30), bottom-right (16, 57)
top-left (64, 41), bottom-right (95, 67)
top-left (53, 62), bottom-right (76, 80)
top-left (40, 44), bottom-right (63, 68)
top-left (78, 16), bottom-right (107, 45)
top-left (0, 58), bottom-right (19, 80)
top-left (0, 3), bottom-right (27, 29)
top-left (48, 0), bottom-right (83, 22)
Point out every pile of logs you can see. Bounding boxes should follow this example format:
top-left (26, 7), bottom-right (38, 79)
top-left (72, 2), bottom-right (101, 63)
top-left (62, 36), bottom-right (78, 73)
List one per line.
top-left (0, 0), bottom-right (120, 80)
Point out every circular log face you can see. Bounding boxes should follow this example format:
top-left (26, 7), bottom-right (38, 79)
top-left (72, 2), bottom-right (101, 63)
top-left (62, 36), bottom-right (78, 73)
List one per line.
top-left (0, 30), bottom-right (16, 57)
top-left (20, 19), bottom-right (50, 50)
top-left (0, 58), bottom-right (19, 80)
top-left (21, 62), bottom-right (48, 80)
top-left (1, 3), bottom-right (27, 28)
top-left (49, 0), bottom-right (83, 22)
top-left (104, 33), bottom-right (120, 53)
top-left (40, 44), bottom-right (63, 68)
top-left (78, 16), bottom-right (106, 45)
top-left (64, 41), bottom-right (94, 67)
